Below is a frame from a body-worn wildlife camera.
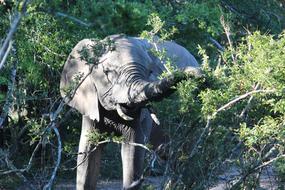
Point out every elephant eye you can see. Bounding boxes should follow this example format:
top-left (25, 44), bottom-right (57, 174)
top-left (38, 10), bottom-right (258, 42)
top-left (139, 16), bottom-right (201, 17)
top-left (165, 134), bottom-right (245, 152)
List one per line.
top-left (105, 70), bottom-right (118, 84)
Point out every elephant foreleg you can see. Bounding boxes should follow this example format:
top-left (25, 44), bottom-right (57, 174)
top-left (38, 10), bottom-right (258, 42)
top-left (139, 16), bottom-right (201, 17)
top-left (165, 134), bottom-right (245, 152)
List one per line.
top-left (77, 116), bottom-right (103, 190)
top-left (121, 109), bottom-right (152, 190)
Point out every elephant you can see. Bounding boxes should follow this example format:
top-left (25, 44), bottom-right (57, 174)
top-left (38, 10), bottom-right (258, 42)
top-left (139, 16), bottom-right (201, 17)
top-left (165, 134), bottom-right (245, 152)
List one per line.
top-left (60, 34), bottom-right (200, 190)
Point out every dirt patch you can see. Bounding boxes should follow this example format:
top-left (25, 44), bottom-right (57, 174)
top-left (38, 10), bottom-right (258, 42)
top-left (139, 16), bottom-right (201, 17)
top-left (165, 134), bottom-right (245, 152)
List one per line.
top-left (53, 177), bottom-right (163, 190)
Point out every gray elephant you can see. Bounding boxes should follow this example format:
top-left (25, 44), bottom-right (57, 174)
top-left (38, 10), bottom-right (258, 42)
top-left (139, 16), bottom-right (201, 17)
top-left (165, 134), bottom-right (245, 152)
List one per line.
top-left (60, 34), bottom-right (200, 190)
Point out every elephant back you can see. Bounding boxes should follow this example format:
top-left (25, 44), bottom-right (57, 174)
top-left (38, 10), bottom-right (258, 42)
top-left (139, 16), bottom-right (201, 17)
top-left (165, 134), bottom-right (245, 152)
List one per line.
top-left (138, 37), bottom-right (200, 80)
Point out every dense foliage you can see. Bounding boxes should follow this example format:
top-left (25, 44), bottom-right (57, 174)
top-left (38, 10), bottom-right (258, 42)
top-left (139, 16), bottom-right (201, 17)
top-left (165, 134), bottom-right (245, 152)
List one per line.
top-left (1, 0), bottom-right (285, 189)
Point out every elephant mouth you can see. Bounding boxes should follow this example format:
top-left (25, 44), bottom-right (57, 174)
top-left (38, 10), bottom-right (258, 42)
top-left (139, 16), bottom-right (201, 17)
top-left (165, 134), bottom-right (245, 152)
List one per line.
top-left (116, 103), bottom-right (139, 121)
top-left (116, 103), bottom-right (161, 125)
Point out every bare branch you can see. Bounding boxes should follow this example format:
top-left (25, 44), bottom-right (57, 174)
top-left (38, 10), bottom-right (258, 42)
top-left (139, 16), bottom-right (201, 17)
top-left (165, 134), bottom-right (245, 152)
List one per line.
top-left (189, 117), bottom-right (211, 158)
top-left (239, 83), bottom-right (260, 118)
top-left (0, 0), bottom-right (30, 70)
top-left (0, 40), bottom-right (12, 68)
top-left (220, 15), bottom-right (236, 63)
top-left (55, 12), bottom-right (93, 27)
top-left (43, 126), bottom-right (62, 190)
top-left (73, 139), bottom-right (154, 170)
top-left (5, 156), bottom-right (36, 190)
top-left (213, 89), bottom-right (275, 118)
top-left (209, 37), bottom-right (225, 52)
top-left (0, 46), bottom-right (18, 128)
top-left (0, 140), bottom-right (41, 175)
top-left (254, 153), bottom-right (283, 171)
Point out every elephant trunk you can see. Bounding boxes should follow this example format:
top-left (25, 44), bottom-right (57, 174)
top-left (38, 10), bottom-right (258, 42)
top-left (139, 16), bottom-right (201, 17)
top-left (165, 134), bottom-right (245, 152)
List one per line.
top-left (114, 72), bottom-right (185, 121)
top-left (114, 64), bottom-right (202, 121)
top-left (143, 73), bottom-right (186, 102)
top-left (127, 72), bottom-right (187, 106)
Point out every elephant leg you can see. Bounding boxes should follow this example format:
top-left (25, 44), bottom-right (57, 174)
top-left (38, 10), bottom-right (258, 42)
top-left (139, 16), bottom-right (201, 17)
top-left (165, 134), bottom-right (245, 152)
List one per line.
top-left (121, 109), bottom-right (152, 190)
top-left (77, 116), bottom-right (103, 190)
top-left (149, 124), bottom-right (169, 160)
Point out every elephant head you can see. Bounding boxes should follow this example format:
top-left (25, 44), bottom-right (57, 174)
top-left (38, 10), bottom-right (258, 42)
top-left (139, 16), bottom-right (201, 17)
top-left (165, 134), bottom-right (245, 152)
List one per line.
top-left (60, 34), bottom-right (200, 122)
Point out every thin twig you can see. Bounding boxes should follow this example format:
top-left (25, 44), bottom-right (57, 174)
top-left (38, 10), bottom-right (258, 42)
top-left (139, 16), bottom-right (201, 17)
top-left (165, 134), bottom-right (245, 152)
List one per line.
top-left (189, 117), bottom-right (211, 158)
top-left (42, 45), bottom-right (65, 57)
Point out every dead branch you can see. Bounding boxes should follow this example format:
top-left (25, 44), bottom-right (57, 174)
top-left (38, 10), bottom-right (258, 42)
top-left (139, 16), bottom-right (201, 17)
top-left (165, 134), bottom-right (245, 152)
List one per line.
top-left (73, 139), bottom-right (154, 170)
top-left (239, 83), bottom-right (260, 118)
top-left (5, 156), bottom-right (36, 190)
top-left (0, 45), bottom-right (18, 128)
top-left (213, 89), bottom-right (275, 118)
top-left (220, 15), bottom-right (236, 63)
top-left (0, 140), bottom-right (42, 176)
top-left (43, 125), bottom-right (62, 190)
top-left (55, 12), bottom-right (93, 27)
top-left (189, 117), bottom-right (211, 158)
top-left (209, 37), bottom-right (225, 52)
top-left (0, 0), bottom-right (30, 70)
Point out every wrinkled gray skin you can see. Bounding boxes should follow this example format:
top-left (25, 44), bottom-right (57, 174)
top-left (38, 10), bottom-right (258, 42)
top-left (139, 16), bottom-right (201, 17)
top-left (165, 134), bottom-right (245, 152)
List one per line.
top-left (60, 34), bottom-right (200, 190)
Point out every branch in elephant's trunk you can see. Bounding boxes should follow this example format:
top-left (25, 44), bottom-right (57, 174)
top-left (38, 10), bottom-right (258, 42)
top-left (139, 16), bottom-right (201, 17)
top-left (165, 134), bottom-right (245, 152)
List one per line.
top-left (125, 70), bottom-right (198, 106)
top-left (144, 71), bottom-right (188, 102)
top-left (183, 67), bottom-right (203, 79)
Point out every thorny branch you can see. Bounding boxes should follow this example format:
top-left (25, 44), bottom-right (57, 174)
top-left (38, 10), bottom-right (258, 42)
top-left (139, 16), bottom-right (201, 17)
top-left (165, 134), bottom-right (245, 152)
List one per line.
top-left (40, 62), bottom-right (100, 188)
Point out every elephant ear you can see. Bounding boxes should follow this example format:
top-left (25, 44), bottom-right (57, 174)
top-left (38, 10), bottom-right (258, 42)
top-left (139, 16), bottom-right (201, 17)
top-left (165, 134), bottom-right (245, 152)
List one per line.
top-left (60, 39), bottom-right (100, 122)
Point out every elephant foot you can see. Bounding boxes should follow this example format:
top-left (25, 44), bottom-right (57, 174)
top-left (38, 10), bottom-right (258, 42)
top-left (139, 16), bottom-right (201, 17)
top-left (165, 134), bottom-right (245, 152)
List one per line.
top-left (123, 178), bottom-right (144, 190)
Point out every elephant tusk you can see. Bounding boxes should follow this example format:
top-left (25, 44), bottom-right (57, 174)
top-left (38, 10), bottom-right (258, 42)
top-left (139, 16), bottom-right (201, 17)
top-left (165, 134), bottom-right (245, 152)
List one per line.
top-left (116, 104), bottom-right (134, 121)
top-left (150, 113), bottom-right (160, 125)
